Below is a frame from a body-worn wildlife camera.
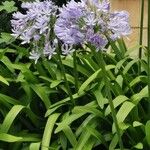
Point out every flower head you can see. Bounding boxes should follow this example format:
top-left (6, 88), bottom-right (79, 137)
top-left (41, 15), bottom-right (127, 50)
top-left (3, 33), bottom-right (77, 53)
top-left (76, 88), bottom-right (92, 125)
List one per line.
top-left (108, 11), bottom-right (132, 40)
top-left (85, 0), bottom-right (110, 13)
top-left (54, 0), bottom-right (86, 45)
top-left (29, 50), bottom-right (41, 64)
top-left (43, 40), bottom-right (57, 60)
top-left (55, 0), bottom-right (131, 52)
top-left (11, 0), bottom-right (58, 63)
top-left (61, 44), bottom-right (75, 55)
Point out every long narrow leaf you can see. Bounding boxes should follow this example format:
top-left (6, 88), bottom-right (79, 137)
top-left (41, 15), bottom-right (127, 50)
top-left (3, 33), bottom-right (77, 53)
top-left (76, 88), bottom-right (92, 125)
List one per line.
top-left (0, 133), bottom-right (23, 142)
top-left (0, 75), bottom-right (9, 85)
top-left (41, 113), bottom-right (60, 150)
top-left (0, 105), bottom-right (25, 133)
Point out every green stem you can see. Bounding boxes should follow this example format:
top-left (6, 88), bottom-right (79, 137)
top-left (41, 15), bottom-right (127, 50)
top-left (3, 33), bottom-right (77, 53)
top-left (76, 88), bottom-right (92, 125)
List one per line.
top-left (138, 0), bottom-right (144, 75)
top-left (98, 51), bottom-right (124, 150)
top-left (148, 0), bottom-right (150, 101)
top-left (73, 51), bottom-right (79, 92)
top-left (56, 47), bottom-right (75, 106)
top-left (109, 40), bottom-right (124, 60)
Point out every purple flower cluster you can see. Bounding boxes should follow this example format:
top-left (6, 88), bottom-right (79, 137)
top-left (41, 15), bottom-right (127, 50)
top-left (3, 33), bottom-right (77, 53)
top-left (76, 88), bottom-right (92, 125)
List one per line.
top-left (11, 0), bottom-right (58, 63)
top-left (55, 0), bottom-right (131, 50)
top-left (54, 0), bottom-right (86, 44)
top-left (108, 11), bottom-right (132, 40)
top-left (11, 0), bottom-right (131, 63)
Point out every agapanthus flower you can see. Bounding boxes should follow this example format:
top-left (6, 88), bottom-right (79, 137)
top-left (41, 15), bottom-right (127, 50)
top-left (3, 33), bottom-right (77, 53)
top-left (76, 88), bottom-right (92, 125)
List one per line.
top-left (54, 0), bottom-right (86, 45)
top-left (108, 11), bottom-right (132, 40)
top-left (11, 0), bottom-right (57, 42)
top-left (87, 32), bottom-right (108, 51)
top-left (11, 0), bottom-right (132, 62)
top-left (55, 0), bottom-right (131, 53)
top-left (29, 50), bottom-right (41, 64)
top-left (84, 0), bottom-right (110, 13)
top-left (11, 0), bottom-right (58, 63)
top-left (43, 40), bottom-right (57, 60)
top-left (61, 44), bottom-right (75, 55)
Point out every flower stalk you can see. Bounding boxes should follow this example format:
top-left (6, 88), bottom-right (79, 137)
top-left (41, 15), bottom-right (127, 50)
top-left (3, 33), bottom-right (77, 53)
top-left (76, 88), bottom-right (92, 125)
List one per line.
top-left (138, 0), bottom-right (144, 75)
top-left (98, 51), bottom-right (124, 150)
top-left (73, 51), bottom-right (79, 92)
top-left (56, 46), bottom-right (75, 106)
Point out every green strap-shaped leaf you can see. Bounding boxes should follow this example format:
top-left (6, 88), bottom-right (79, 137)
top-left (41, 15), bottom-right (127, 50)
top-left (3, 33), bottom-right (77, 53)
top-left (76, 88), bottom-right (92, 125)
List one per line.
top-left (50, 92), bottom-right (84, 109)
top-left (82, 137), bottom-right (96, 150)
top-left (76, 114), bottom-right (95, 137)
top-left (74, 120), bottom-right (98, 150)
top-left (116, 75), bottom-right (123, 88)
top-left (29, 142), bottom-right (41, 150)
top-left (1, 56), bottom-right (14, 73)
top-left (124, 75), bottom-right (147, 93)
top-left (85, 125), bottom-right (108, 149)
top-left (133, 121), bottom-right (143, 127)
top-left (93, 83), bottom-right (108, 109)
top-left (55, 112), bottom-right (86, 133)
top-left (116, 101), bottom-right (135, 123)
top-left (0, 93), bottom-right (20, 105)
top-left (62, 58), bottom-right (91, 77)
top-left (109, 134), bottom-right (118, 150)
top-left (78, 65), bottom-right (115, 94)
top-left (131, 86), bottom-right (148, 104)
top-left (115, 57), bottom-right (128, 74)
top-left (45, 103), bottom-right (65, 117)
top-left (30, 84), bottom-right (51, 109)
top-left (0, 105), bottom-right (25, 133)
top-left (0, 75), bottom-right (9, 85)
top-left (59, 132), bottom-right (67, 150)
top-left (18, 133), bottom-right (41, 142)
top-left (72, 105), bottom-right (103, 118)
top-left (123, 59), bottom-right (139, 74)
top-left (41, 113), bottom-right (60, 150)
top-left (134, 143), bottom-right (143, 149)
top-left (62, 125), bottom-right (77, 147)
top-left (129, 75), bottom-right (146, 87)
top-left (0, 32), bottom-right (14, 44)
top-left (79, 56), bottom-right (99, 72)
top-left (105, 95), bottom-right (129, 116)
top-left (50, 80), bottom-right (62, 88)
top-left (0, 133), bottom-right (22, 142)
top-left (112, 101), bottom-right (135, 133)
top-left (145, 120), bottom-right (150, 146)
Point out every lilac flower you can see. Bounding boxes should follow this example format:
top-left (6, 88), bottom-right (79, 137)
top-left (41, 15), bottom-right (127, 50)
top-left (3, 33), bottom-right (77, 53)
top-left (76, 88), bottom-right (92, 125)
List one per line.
top-left (84, 12), bottom-right (97, 27)
top-left (55, 0), bottom-right (109, 50)
top-left (34, 15), bottom-right (49, 34)
top-left (96, 0), bottom-right (110, 13)
top-left (11, 0), bottom-right (132, 62)
top-left (108, 11), bottom-right (132, 40)
top-left (54, 0), bottom-right (86, 45)
top-left (33, 34), bottom-right (40, 41)
top-left (29, 50), bottom-right (41, 64)
top-left (84, 0), bottom-right (110, 13)
top-left (11, 0), bottom-right (57, 43)
top-left (43, 41), bottom-right (57, 60)
top-left (55, 0), bottom-right (131, 52)
top-left (61, 44), bottom-right (75, 55)
top-left (86, 29), bottom-right (108, 50)
top-left (20, 33), bottom-right (31, 44)
top-left (11, 0), bottom-right (58, 63)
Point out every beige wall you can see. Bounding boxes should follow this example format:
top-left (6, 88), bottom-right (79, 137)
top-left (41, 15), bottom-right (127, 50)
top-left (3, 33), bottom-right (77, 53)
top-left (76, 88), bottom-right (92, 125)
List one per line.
top-left (111, 0), bottom-right (148, 47)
